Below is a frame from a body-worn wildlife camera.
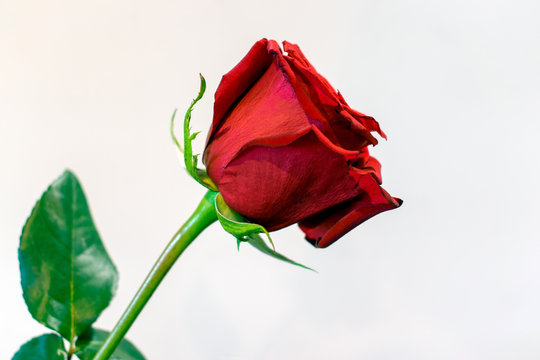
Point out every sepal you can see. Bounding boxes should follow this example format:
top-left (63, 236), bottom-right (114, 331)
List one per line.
top-left (215, 193), bottom-right (314, 271)
top-left (170, 74), bottom-right (218, 191)
top-left (215, 193), bottom-right (274, 249)
top-left (244, 233), bottom-right (315, 272)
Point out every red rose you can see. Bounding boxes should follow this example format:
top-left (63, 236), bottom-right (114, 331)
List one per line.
top-left (203, 39), bottom-right (401, 248)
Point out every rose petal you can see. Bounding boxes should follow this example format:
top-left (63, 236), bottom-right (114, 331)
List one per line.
top-left (336, 108), bottom-right (379, 146)
top-left (282, 41), bottom-right (383, 149)
top-left (310, 125), bottom-right (361, 162)
top-left (204, 58), bottom-right (312, 182)
top-left (218, 131), bottom-right (362, 231)
top-left (284, 43), bottom-right (386, 141)
top-left (346, 106), bottom-right (387, 140)
top-left (283, 41), bottom-right (339, 98)
top-left (299, 174), bottom-right (402, 248)
top-left (348, 155), bottom-right (383, 185)
top-left (206, 38), bottom-right (273, 146)
top-left (204, 39), bottom-right (401, 242)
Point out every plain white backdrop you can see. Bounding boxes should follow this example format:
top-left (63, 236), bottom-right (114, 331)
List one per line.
top-left (2, 0), bottom-right (539, 359)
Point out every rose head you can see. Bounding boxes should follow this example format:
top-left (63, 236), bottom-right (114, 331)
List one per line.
top-left (203, 39), bottom-right (401, 248)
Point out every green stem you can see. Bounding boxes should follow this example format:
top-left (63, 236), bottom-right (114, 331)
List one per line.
top-left (93, 191), bottom-right (218, 360)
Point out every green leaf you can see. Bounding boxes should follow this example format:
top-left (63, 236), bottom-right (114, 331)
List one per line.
top-left (245, 233), bottom-right (316, 272)
top-left (19, 170), bottom-right (119, 342)
top-left (180, 74), bottom-right (218, 191)
top-left (75, 328), bottom-right (145, 360)
top-left (12, 333), bottom-right (67, 360)
top-left (215, 193), bottom-right (274, 249)
top-left (214, 193), bottom-right (314, 271)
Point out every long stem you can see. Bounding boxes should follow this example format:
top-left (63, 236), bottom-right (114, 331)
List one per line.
top-left (93, 191), bottom-right (218, 360)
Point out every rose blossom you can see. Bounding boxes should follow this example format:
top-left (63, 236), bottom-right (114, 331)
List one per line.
top-left (203, 39), bottom-right (401, 248)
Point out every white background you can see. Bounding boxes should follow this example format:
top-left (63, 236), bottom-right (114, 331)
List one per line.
top-left (1, 0), bottom-right (539, 359)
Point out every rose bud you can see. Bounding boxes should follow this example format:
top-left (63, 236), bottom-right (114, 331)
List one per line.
top-left (203, 39), bottom-right (402, 248)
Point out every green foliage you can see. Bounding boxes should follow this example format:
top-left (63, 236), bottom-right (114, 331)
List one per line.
top-left (170, 74), bottom-right (218, 191)
top-left (244, 233), bottom-right (315, 272)
top-left (12, 334), bottom-right (67, 360)
top-left (19, 170), bottom-right (118, 342)
top-left (215, 193), bottom-right (314, 271)
top-left (215, 193), bottom-right (274, 249)
top-left (75, 328), bottom-right (146, 360)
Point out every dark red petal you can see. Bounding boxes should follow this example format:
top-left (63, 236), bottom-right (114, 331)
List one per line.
top-left (336, 108), bottom-right (379, 146)
top-left (349, 155), bottom-right (383, 184)
top-left (299, 174), bottom-right (402, 248)
top-left (282, 41), bottom-right (313, 69)
top-left (363, 156), bottom-right (382, 184)
top-left (206, 39), bottom-right (273, 146)
top-left (346, 106), bottom-right (387, 140)
top-left (337, 87), bottom-right (386, 140)
top-left (266, 40), bottom-right (297, 81)
top-left (283, 41), bottom-right (339, 98)
top-left (284, 42), bottom-right (385, 141)
top-left (310, 125), bottom-right (360, 162)
top-left (204, 59), bottom-right (312, 183)
top-left (282, 41), bottom-right (384, 149)
top-left (217, 131), bottom-right (361, 231)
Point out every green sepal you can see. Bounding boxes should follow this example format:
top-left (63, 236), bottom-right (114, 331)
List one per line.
top-left (246, 233), bottom-right (315, 272)
top-left (215, 193), bottom-right (274, 250)
top-left (174, 74), bottom-right (218, 191)
top-left (236, 237), bottom-right (242, 251)
top-left (170, 109), bottom-right (182, 154)
top-left (75, 328), bottom-right (146, 360)
top-left (19, 170), bottom-right (118, 342)
top-left (215, 193), bottom-right (314, 271)
top-left (12, 333), bottom-right (67, 360)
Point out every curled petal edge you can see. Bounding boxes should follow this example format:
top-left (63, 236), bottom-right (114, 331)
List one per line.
top-left (299, 174), bottom-right (402, 248)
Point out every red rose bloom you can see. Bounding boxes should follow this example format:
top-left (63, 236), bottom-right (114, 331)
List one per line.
top-left (203, 39), bottom-right (401, 248)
